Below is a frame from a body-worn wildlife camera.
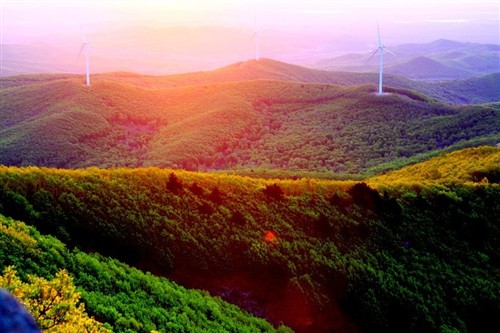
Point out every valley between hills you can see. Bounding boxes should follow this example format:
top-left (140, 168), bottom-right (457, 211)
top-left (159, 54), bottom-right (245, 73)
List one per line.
top-left (0, 58), bottom-right (499, 333)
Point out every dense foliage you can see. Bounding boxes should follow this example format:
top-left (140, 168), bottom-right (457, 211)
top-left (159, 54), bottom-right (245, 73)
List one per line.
top-left (1, 71), bottom-right (498, 174)
top-left (0, 147), bottom-right (498, 332)
top-left (0, 214), bottom-right (289, 333)
top-left (373, 146), bottom-right (500, 183)
top-left (433, 73), bottom-right (500, 104)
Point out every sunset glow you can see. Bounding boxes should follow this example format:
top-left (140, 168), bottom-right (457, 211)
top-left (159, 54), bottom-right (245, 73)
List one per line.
top-left (2, 0), bottom-right (498, 43)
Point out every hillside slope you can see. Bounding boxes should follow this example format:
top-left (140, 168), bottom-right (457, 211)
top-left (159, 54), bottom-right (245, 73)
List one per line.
top-left (372, 146), bottom-right (500, 183)
top-left (1, 76), bottom-right (498, 174)
top-left (0, 214), bottom-right (287, 333)
top-left (434, 73), bottom-right (500, 105)
top-left (0, 147), bottom-right (498, 332)
top-left (387, 56), bottom-right (474, 80)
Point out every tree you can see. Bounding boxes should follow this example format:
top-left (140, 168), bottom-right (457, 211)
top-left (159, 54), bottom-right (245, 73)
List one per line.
top-left (208, 186), bottom-right (223, 204)
top-left (189, 181), bottom-right (204, 196)
top-left (167, 172), bottom-right (183, 194)
top-left (0, 266), bottom-right (110, 333)
top-left (263, 183), bottom-right (285, 200)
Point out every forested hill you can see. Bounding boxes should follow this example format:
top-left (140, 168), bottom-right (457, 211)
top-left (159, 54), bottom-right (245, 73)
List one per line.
top-left (0, 147), bottom-right (498, 332)
top-left (1, 76), bottom-right (498, 173)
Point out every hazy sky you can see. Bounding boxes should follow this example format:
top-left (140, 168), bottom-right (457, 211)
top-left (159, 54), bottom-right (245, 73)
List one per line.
top-left (1, 0), bottom-right (499, 44)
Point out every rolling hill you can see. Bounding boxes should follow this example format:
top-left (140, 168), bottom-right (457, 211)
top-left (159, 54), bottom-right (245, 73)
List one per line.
top-left (434, 73), bottom-right (500, 105)
top-left (1, 64), bottom-right (499, 174)
top-left (2, 58), bottom-right (499, 104)
top-left (0, 146), bottom-right (498, 332)
top-left (387, 56), bottom-right (474, 80)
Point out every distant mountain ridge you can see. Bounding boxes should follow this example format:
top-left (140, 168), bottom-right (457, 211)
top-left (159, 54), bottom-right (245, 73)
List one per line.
top-left (316, 39), bottom-right (500, 80)
top-left (388, 56), bottom-right (475, 80)
top-left (2, 34), bottom-right (498, 81)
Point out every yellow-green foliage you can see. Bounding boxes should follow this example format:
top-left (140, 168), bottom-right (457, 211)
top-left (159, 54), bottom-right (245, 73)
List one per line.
top-left (0, 218), bottom-right (37, 250)
top-left (371, 146), bottom-right (500, 184)
top-left (0, 266), bottom-right (109, 333)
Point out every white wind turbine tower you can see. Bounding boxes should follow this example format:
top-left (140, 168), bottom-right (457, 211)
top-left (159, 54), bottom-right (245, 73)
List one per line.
top-left (77, 34), bottom-right (90, 86)
top-left (367, 22), bottom-right (395, 95)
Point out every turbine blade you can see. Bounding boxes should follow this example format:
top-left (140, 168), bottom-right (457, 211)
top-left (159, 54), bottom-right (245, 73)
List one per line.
top-left (76, 44), bottom-right (85, 60)
top-left (384, 48), bottom-right (396, 56)
top-left (366, 48), bottom-right (380, 63)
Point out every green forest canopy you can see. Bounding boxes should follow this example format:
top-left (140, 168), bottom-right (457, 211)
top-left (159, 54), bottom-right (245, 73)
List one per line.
top-left (0, 146), bottom-right (498, 332)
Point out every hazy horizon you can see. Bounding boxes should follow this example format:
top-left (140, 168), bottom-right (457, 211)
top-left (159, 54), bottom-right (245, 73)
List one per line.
top-left (2, 0), bottom-right (499, 44)
top-left (1, 0), bottom-right (499, 76)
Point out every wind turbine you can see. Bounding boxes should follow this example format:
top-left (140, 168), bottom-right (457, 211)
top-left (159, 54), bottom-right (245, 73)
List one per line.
top-left (367, 22), bottom-right (395, 95)
top-left (77, 34), bottom-right (90, 86)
